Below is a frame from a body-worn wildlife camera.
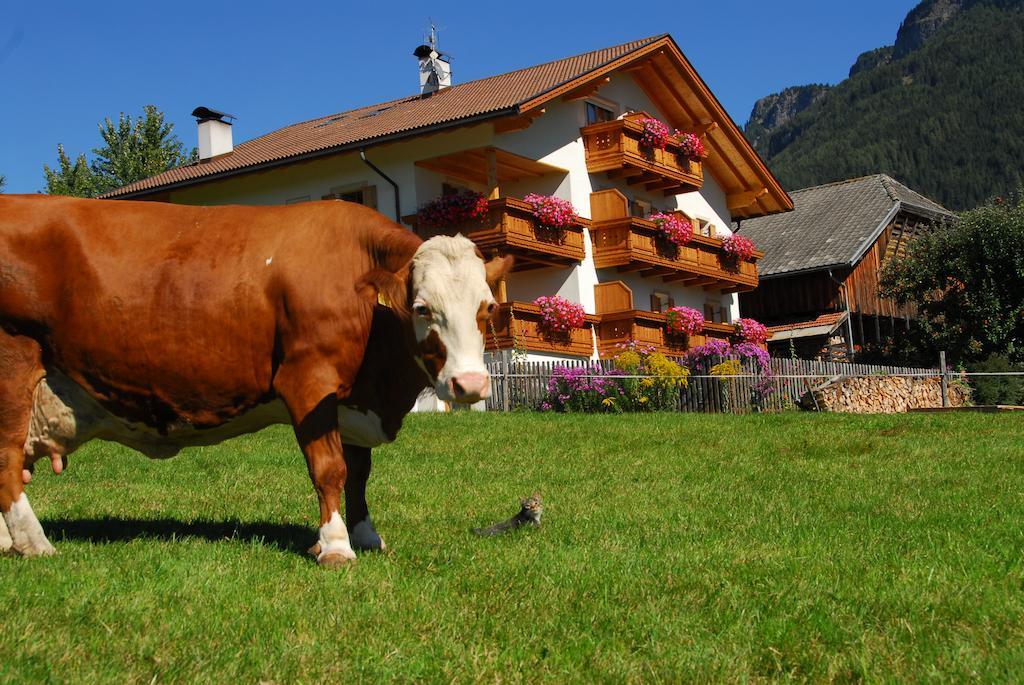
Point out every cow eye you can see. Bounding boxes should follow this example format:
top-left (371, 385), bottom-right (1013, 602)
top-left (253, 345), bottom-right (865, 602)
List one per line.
top-left (486, 302), bottom-right (497, 315)
top-left (413, 304), bottom-right (431, 318)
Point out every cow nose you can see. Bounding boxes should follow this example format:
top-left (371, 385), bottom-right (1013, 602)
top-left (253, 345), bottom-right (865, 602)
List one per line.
top-left (449, 372), bottom-right (490, 402)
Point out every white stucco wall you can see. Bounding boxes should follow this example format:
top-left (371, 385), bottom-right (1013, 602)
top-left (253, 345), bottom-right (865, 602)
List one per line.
top-left (166, 71), bottom-right (743, 348)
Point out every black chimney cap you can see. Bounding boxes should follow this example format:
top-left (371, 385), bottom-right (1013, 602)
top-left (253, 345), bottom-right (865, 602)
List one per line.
top-left (413, 44), bottom-right (434, 59)
top-left (191, 106), bottom-right (236, 123)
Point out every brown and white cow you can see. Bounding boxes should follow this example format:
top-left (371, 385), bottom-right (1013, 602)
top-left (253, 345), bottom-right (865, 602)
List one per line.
top-left (0, 195), bottom-right (512, 565)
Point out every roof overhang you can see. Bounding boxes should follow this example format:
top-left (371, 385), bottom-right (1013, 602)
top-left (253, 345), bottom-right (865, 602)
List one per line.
top-left (105, 35), bottom-right (794, 211)
top-left (512, 36), bottom-right (793, 219)
top-left (414, 146), bottom-right (567, 186)
top-left (102, 108), bottom-right (519, 200)
top-left (768, 313), bottom-right (848, 342)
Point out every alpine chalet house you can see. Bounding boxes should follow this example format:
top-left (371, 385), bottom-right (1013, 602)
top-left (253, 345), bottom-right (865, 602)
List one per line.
top-left (738, 175), bottom-right (954, 360)
top-left (105, 34), bottom-right (791, 365)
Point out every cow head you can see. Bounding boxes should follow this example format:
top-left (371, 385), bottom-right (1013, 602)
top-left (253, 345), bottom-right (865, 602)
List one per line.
top-left (407, 235), bottom-right (513, 403)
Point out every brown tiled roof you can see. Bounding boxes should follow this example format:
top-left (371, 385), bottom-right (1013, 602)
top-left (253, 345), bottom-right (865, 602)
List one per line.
top-left (103, 36), bottom-right (665, 198)
top-left (767, 312), bottom-right (847, 335)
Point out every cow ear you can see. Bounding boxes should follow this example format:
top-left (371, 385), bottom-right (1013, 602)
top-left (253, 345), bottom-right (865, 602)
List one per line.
top-left (484, 255), bottom-right (514, 292)
top-left (355, 267), bottom-right (411, 318)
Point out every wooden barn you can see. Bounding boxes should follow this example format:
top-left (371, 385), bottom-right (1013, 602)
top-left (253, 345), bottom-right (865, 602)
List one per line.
top-left (737, 175), bottom-right (954, 360)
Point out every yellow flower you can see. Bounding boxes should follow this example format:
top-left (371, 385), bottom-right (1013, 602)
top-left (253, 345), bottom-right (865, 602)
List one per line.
top-left (711, 360), bottom-right (743, 377)
top-left (638, 396), bottom-right (649, 404)
top-left (601, 397), bottom-right (615, 407)
top-left (613, 350), bottom-right (641, 374)
top-left (640, 378), bottom-right (655, 388)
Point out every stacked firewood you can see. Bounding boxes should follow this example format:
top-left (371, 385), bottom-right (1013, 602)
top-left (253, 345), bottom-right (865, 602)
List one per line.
top-left (800, 376), bottom-right (971, 413)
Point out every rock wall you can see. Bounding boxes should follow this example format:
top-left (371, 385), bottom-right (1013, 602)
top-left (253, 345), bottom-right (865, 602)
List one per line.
top-left (800, 376), bottom-right (971, 413)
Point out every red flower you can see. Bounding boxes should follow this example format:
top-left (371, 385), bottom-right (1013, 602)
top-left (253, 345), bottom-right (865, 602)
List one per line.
top-left (418, 191), bottom-right (489, 228)
top-left (676, 132), bottom-right (707, 161)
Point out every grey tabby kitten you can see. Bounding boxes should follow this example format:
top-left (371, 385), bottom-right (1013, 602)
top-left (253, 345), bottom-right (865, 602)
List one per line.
top-left (472, 493), bottom-right (543, 537)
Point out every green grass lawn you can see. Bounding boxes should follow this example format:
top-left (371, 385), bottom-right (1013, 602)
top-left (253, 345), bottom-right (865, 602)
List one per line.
top-left (2, 412), bottom-right (1023, 683)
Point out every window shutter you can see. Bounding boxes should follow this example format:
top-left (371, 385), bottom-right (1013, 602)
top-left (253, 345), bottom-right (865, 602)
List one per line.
top-left (650, 293), bottom-right (660, 312)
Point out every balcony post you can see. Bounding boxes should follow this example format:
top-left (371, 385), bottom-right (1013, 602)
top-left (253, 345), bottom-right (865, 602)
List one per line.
top-left (486, 148), bottom-right (500, 200)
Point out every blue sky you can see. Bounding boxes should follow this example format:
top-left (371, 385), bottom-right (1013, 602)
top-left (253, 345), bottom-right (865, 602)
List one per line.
top-left (0, 0), bottom-right (919, 194)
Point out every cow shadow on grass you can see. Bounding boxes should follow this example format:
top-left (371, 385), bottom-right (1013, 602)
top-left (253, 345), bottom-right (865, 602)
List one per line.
top-left (41, 517), bottom-right (314, 556)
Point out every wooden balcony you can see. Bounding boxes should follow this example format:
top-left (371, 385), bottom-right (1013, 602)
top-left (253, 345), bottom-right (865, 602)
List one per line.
top-left (596, 310), bottom-right (734, 357)
top-left (589, 190), bottom-right (763, 293)
top-left (406, 197), bottom-right (586, 271)
top-left (581, 112), bottom-right (703, 196)
top-left (486, 301), bottom-right (597, 357)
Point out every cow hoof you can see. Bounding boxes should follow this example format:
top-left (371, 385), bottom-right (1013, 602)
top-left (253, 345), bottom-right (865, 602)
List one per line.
top-left (307, 542), bottom-right (321, 557)
top-left (15, 540), bottom-right (57, 557)
top-left (317, 551), bottom-right (357, 568)
top-left (350, 518), bottom-right (387, 552)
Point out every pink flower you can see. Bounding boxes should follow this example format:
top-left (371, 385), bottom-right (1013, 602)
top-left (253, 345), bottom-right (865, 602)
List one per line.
top-left (649, 213), bottom-right (693, 246)
top-left (676, 132), bottom-right (707, 161)
top-left (721, 234), bottom-right (756, 261)
top-left (665, 306), bottom-right (705, 337)
top-left (733, 318), bottom-right (768, 345)
top-left (533, 295), bottom-right (586, 334)
top-left (640, 117), bottom-right (671, 150)
top-left (523, 194), bottom-right (579, 229)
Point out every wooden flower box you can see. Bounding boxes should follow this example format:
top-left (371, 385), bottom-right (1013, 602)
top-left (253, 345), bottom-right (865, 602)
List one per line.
top-left (581, 112), bottom-right (704, 196)
top-left (407, 197), bottom-right (586, 271)
top-left (486, 301), bottom-right (597, 357)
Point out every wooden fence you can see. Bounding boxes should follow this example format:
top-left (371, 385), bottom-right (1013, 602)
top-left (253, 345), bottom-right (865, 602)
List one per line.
top-left (483, 350), bottom-right (939, 414)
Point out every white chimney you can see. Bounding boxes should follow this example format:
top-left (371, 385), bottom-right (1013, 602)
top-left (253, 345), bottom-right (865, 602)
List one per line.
top-left (192, 106), bottom-right (235, 161)
top-left (414, 26), bottom-right (451, 96)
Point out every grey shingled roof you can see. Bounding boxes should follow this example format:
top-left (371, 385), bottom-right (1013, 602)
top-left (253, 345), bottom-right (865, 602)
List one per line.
top-left (738, 174), bottom-right (953, 278)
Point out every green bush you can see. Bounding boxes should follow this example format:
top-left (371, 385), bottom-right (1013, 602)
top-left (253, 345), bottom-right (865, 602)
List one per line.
top-left (968, 354), bottom-right (1024, 405)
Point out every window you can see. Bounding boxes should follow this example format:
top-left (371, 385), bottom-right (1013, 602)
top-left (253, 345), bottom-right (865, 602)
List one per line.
top-left (323, 184), bottom-right (377, 209)
top-left (585, 101), bottom-right (614, 125)
top-left (630, 198), bottom-right (652, 219)
top-left (704, 301), bottom-right (725, 324)
top-left (650, 291), bottom-right (674, 313)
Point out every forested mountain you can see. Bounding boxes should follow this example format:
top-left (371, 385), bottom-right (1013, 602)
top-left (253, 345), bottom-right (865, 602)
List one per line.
top-left (745, 0), bottom-right (1024, 209)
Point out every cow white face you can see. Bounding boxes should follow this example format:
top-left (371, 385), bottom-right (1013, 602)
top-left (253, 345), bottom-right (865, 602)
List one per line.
top-left (409, 235), bottom-right (513, 403)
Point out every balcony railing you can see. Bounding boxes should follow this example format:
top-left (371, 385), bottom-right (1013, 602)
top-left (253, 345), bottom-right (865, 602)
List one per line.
top-left (485, 300), bottom-right (743, 359)
top-left (406, 197), bottom-right (586, 271)
top-left (581, 112), bottom-right (703, 196)
top-left (596, 311), bottom-right (734, 357)
top-left (485, 301), bottom-right (597, 357)
top-left (590, 216), bottom-right (762, 293)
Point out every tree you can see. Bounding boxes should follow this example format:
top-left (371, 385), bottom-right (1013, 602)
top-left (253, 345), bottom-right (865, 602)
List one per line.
top-left (0, 174), bottom-right (6, 192)
top-left (880, 192), bottom-right (1024, 364)
top-left (90, 105), bottom-right (197, 194)
top-left (43, 145), bottom-right (100, 198)
top-left (42, 105), bottom-right (196, 197)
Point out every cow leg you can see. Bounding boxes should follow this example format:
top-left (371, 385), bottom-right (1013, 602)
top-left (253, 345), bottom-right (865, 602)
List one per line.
top-left (0, 509), bottom-right (12, 552)
top-left (293, 396), bottom-right (356, 567)
top-left (343, 444), bottom-right (385, 551)
top-left (0, 332), bottom-right (55, 556)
